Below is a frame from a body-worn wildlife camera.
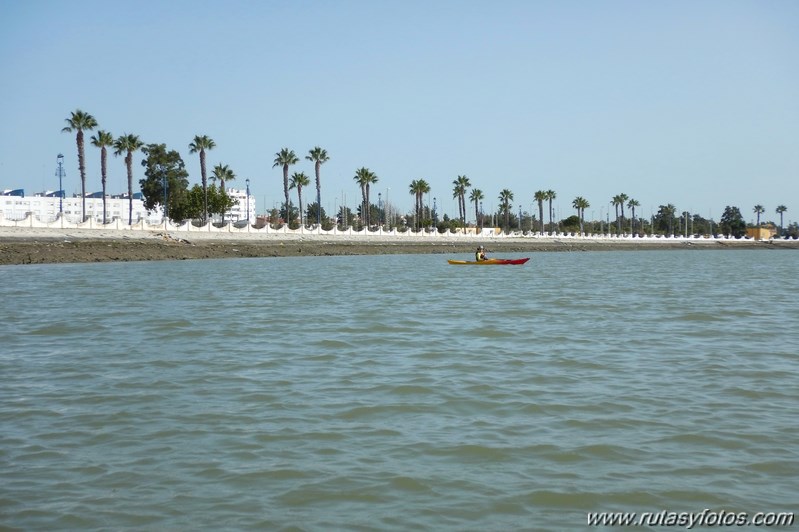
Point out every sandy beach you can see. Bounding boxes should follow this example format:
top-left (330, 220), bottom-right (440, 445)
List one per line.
top-left (1, 226), bottom-right (796, 265)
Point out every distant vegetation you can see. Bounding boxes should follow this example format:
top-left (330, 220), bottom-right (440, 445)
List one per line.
top-left (62, 108), bottom-right (791, 237)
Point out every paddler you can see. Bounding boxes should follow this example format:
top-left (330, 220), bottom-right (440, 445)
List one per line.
top-left (475, 245), bottom-right (487, 262)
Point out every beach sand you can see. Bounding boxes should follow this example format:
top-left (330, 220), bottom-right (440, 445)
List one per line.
top-left (1, 227), bottom-right (796, 265)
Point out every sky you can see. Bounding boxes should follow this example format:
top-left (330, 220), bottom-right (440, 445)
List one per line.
top-left (1, 0), bottom-right (797, 225)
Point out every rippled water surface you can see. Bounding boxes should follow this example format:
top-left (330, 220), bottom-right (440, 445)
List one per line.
top-left (1, 249), bottom-right (797, 530)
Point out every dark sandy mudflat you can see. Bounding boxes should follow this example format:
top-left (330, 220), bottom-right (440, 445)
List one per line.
top-left (1, 228), bottom-right (795, 265)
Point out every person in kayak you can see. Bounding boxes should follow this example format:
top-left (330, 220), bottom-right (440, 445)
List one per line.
top-left (475, 246), bottom-right (488, 262)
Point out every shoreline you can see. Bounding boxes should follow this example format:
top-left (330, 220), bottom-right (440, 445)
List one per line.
top-left (1, 227), bottom-right (796, 265)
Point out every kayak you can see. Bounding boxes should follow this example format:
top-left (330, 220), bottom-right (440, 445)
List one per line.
top-left (447, 258), bottom-right (530, 265)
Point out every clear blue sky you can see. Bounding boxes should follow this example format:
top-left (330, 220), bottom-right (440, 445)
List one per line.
top-left (1, 0), bottom-right (797, 224)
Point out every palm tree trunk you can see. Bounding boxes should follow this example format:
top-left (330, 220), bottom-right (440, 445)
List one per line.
top-left (360, 186), bottom-right (366, 228)
top-left (77, 130), bottom-right (87, 222)
top-left (101, 147), bottom-right (107, 225)
top-left (416, 192), bottom-right (422, 231)
top-left (200, 150), bottom-right (207, 224)
top-left (126, 153), bottom-right (133, 225)
top-left (538, 201), bottom-right (544, 235)
top-left (315, 162), bottom-right (321, 225)
top-left (367, 187), bottom-right (372, 226)
top-left (283, 166), bottom-right (290, 226)
top-left (298, 188), bottom-right (303, 226)
top-left (220, 179), bottom-right (226, 223)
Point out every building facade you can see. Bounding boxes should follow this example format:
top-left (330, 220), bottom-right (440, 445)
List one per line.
top-left (1, 188), bottom-right (255, 225)
top-left (212, 188), bottom-right (255, 223)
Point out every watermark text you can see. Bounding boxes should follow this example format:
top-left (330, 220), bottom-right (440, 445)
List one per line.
top-left (587, 509), bottom-right (795, 528)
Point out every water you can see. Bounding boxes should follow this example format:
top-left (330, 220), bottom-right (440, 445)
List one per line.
top-left (1, 250), bottom-right (797, 530)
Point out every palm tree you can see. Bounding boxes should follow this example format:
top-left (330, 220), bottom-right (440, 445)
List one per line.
top-left (113, 134), bottom-right (144, 224)
top-left (273, 148), bottom-right (299, 224)
top-left (210, 163), bottom-right (236, 223)
top-left (452, 182), bottom-right (464, 227)
top-left (409, 180), bottom-right (421, 229)
top-left (306, 146), bottom-right (329, 226)
top-left (62, 109), bottom-right (98, 222)
top-left (618, 193), bottom-right (629, 232)
top-left (189, 135), bottom-right (216, 224)
top-left (534, 190), bottom-right (547, 235)
top-left (353, 167), bottom-right (378, 227)
top-left (545, 190), bottom-right (556, 235)
top-left (611, 194), bottom-right (627, 235)
top-left (498, 189), bottom-right (514, 231)
top-left (627, 198), bottom-right (640, 235)
top-left (610, 193), bottom-right (629, 235)
top-left (409, 179), bottom-right (430, 230)
top-left (572, 196), bottom-right (590, 235)
top-left (469, 188), bottom-right (484, 231)
top-left (364, 170), bottom-right (379, 227)
top-left (776, 205), bottom-right (787, 236)
top-left (452, 175), bottom-right (471, 227)
top-left (289, 171), bottom-right (311, 226)
top-left (90, 130), bottom-right (114, 224)
top-left (753, 204), bottom-right (765, 227)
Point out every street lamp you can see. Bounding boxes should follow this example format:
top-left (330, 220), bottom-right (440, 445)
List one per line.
top-left (56, 153), bottom-right (65, 215)
top-left (378, 192), bottom-right (382, 226)
top-left (245, 178), bottom-right (250, 223)
top-left (433, 197), bottom-right (437, 225)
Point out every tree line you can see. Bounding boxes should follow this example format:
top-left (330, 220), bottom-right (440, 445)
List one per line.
top-left (62, 109), bottom-right (792, 237)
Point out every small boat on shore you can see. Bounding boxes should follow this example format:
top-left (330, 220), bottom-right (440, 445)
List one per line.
top-left (447, 258), bottom-right (530, 265)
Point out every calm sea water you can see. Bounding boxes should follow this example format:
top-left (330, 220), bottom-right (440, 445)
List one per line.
top-left (1, 249), bottom-right (797, 530)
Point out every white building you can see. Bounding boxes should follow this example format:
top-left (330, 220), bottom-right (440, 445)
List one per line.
top-left (1, 190), bottom-right (159, 224)
top-left (1, 188), bottom-right (254, 225)
top-left (217, 188), bottom-right (255, 223)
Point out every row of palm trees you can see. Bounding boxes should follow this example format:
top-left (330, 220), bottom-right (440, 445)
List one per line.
top-left (272, 147), bottom-right (330, 226)
top-left (63, 109), bottom-right (241, 225)
top-left (62, 110), bottom-right (329, 227)
top-left (64, 109), bottom-right (789, 234)
top-left (63, 110), bottom-right (146, 225)
top-left (755, 204), bottom-right (790, 234)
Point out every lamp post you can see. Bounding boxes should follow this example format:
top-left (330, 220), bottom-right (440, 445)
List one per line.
top-left (386, 187), bottom-right (390, 228)
top-left (433, 197), bottom-right (437, 225)
top-left (479, 201), bottom-right (483, 231)
top-left (56, 153), bottom-right (65, 215)
top-left (519, 205), bottom-right (522, 230)
top-left (378, 192), bottom-right (382, 226)
top-left (245, 178), bottom-right (250, 223)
